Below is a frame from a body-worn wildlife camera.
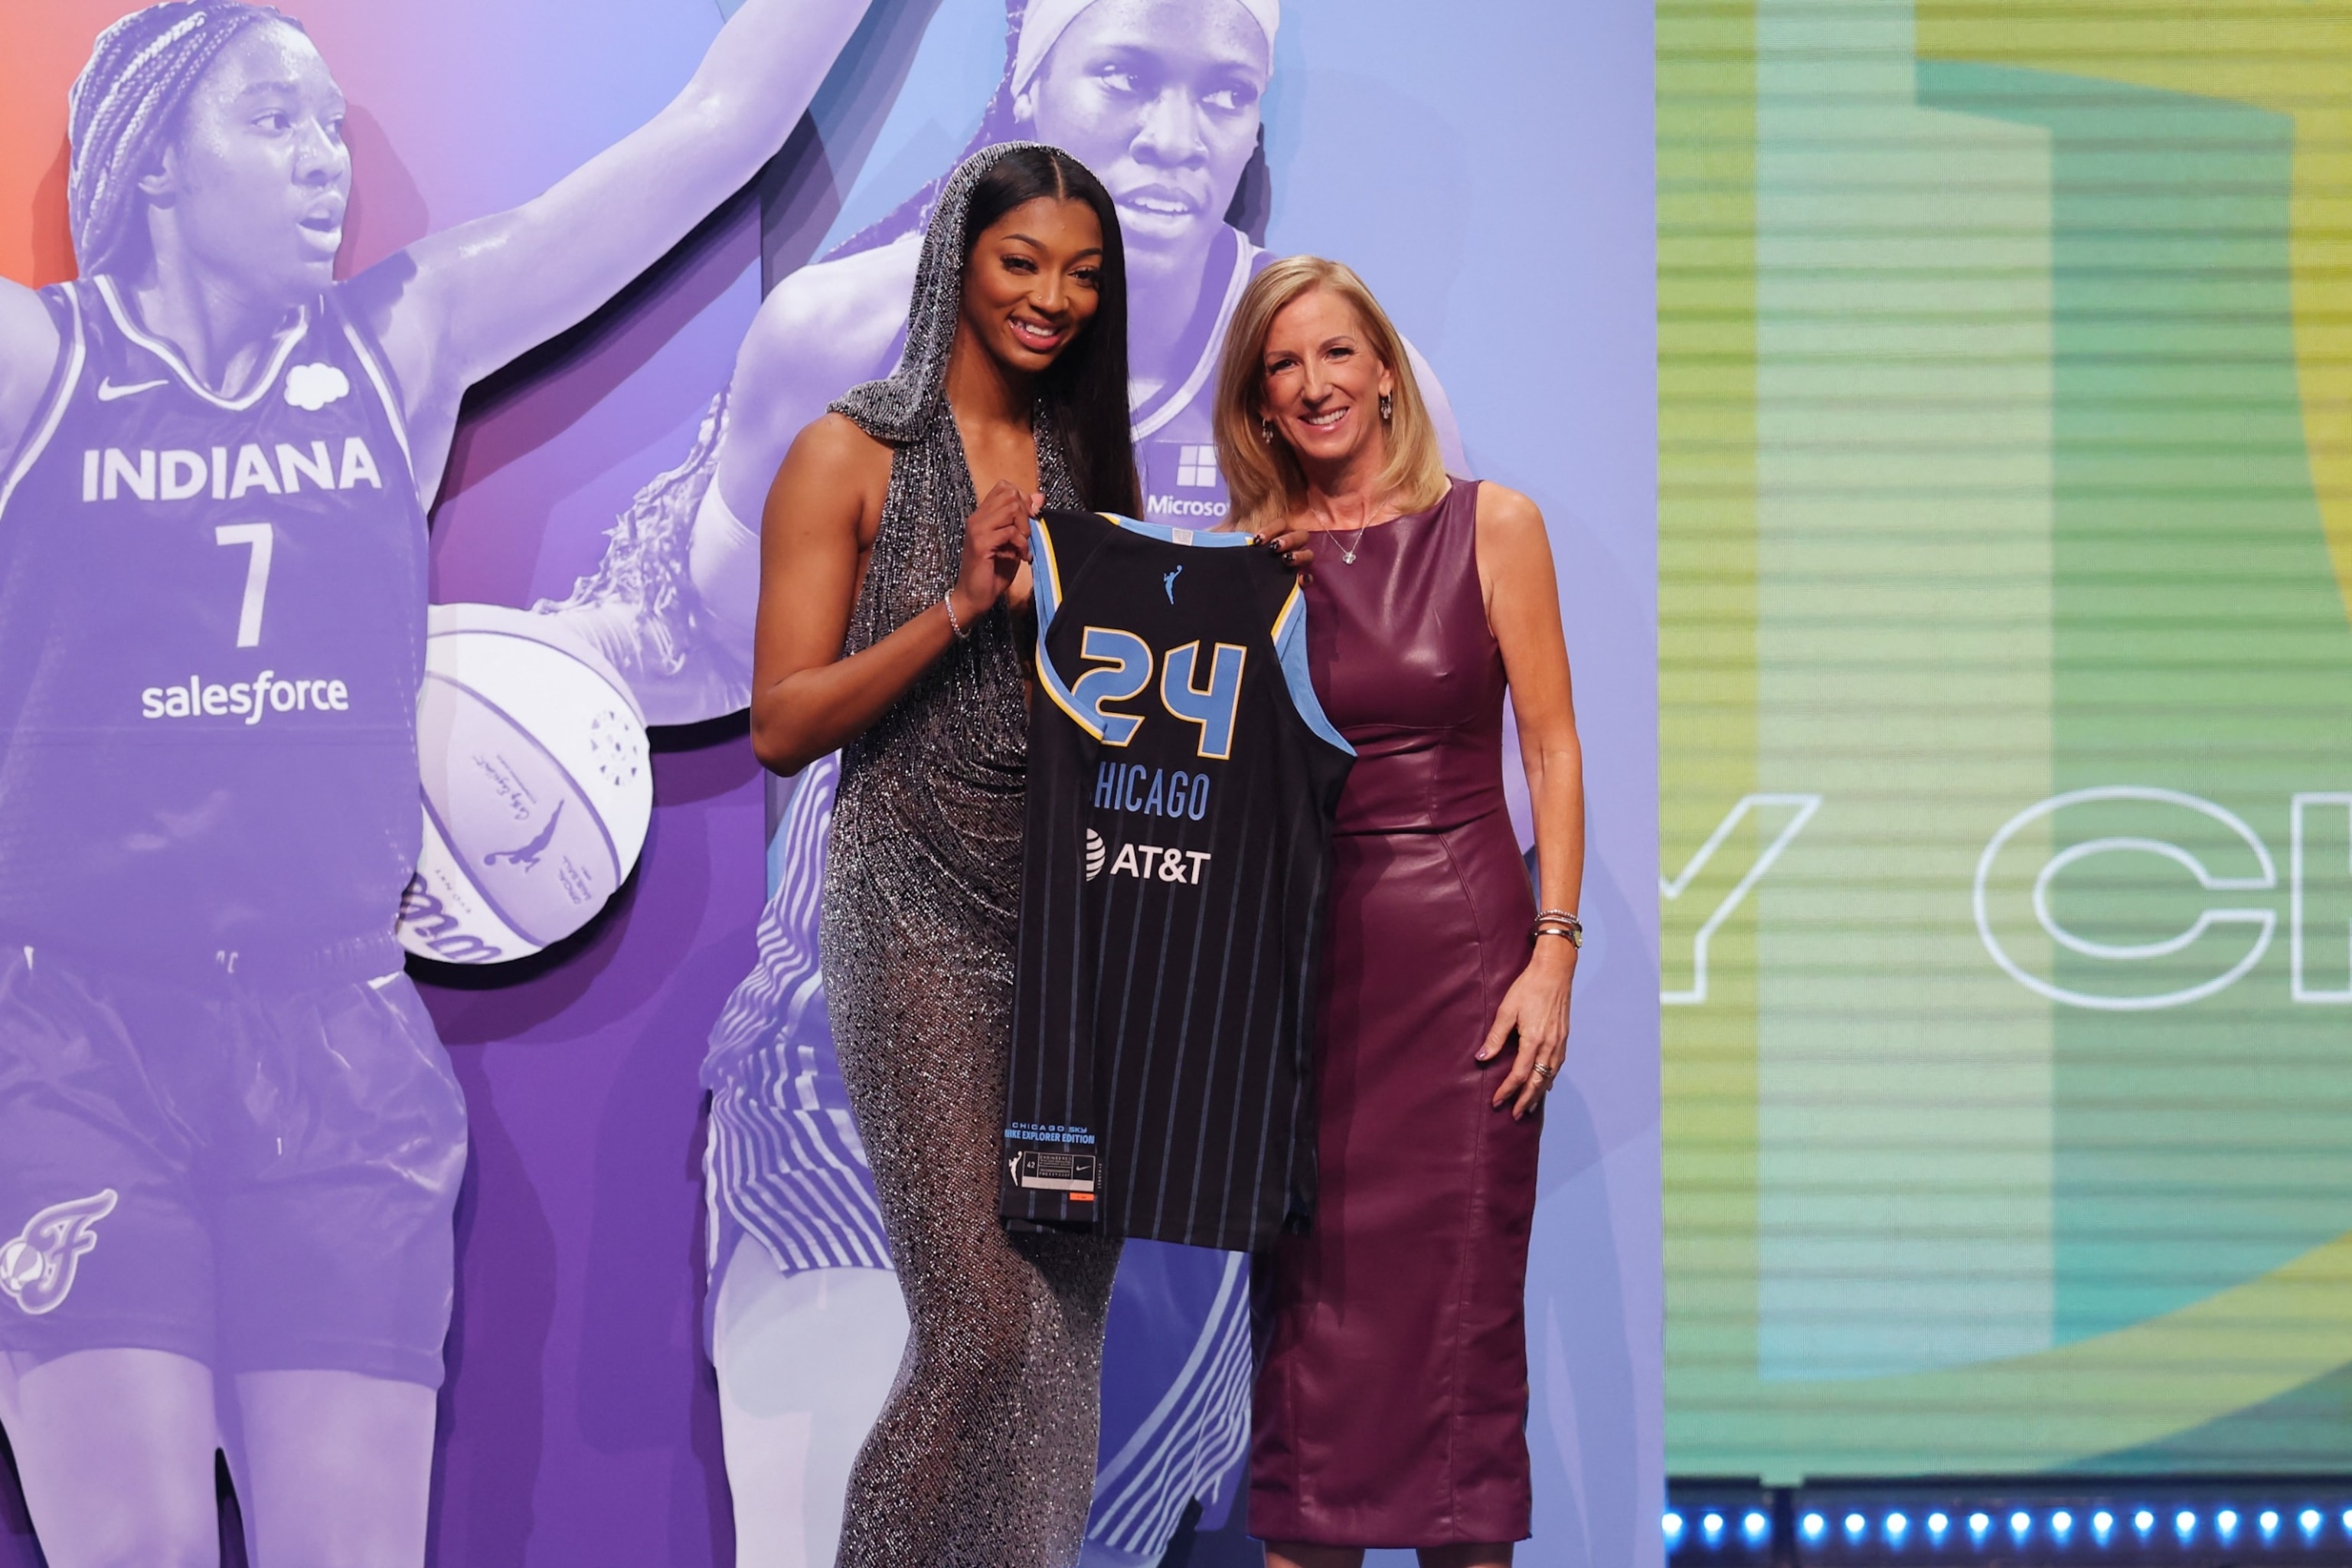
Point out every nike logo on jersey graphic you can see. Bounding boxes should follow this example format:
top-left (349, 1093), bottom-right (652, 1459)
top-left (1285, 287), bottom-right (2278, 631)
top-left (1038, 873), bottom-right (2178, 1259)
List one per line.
top-left (80, 439), bottom-right (384, 503)
top-left (0, 1190), bottom-right (119, 1317)
top-left (1163, 564), bottom-right (1183, 603)
top-left (95, 377), bottom-right (168, 401)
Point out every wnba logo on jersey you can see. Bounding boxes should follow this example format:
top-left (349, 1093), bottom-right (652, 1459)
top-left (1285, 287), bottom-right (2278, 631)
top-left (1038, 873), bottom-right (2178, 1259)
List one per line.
top-left (0, 1189), bottom-right (119, 1318)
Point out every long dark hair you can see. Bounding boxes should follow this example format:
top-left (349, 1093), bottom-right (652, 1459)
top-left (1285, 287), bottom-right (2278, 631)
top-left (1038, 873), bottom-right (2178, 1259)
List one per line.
top-left (959, 146), bottom-right (1141, 517)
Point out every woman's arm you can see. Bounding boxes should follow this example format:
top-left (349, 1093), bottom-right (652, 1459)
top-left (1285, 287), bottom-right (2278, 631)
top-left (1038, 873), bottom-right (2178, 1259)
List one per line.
top-left (1470, 482), bottom-right (1586, 1119)
top-left (534, 242), bottom-right (921, 728)
top-left (748, 415), bottom-right (1034, 774)
top-left (681, 241), bottom-right (920, 649)
top-left (0, 277), bottom-right (61, 468)
top-left (358, 0), bottom-right (872, 436)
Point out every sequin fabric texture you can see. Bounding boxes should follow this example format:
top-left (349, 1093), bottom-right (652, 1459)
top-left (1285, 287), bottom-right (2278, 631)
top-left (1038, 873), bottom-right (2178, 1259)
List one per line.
top-left (819, 143), bottom-right (1123, 1568)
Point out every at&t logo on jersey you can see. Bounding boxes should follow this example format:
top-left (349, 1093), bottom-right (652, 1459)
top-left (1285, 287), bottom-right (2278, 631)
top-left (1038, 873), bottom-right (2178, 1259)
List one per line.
top-left (0, 1190), bottom-right (119, 1318)
top-left (1095, 839), bottom-right (1212, 886)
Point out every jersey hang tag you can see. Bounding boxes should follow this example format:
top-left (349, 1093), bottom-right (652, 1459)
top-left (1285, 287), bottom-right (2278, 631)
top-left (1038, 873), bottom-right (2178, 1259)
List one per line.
top-left (1011, 1150), bottom-right (1099, 1197)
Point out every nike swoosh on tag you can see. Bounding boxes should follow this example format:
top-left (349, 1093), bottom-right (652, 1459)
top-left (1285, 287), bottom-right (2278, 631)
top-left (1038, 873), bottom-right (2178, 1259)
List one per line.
top-left (96, 377), bottom-right (168, 402)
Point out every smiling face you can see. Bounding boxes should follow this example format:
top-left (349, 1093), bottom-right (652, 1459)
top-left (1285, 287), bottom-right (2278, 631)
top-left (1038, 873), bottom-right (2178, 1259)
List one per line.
top-left (1020, 0), bottom-right (1271, 263)
top-left (959, 194), bottom-right (1108, 378)
top-left (135, 21), bottom-right (349, 300)
top-left (1257, 286), bottom-right (1396, 475)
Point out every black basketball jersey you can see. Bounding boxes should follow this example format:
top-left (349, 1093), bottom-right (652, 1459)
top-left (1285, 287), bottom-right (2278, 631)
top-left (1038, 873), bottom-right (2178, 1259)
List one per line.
top-left (1001, 510), bottom-right (1354, 1252)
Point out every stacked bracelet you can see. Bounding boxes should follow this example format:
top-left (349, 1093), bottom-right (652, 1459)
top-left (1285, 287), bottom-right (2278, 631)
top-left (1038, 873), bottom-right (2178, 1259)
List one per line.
top-left (942, 590), bottom-right (972, 641)
top-left (1531, 908), bottom-right (1583, 949)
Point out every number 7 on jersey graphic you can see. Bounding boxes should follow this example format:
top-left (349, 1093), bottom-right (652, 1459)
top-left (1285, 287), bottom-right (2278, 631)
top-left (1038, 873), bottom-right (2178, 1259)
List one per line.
top-left (214, 523), bottom-right (273, 647)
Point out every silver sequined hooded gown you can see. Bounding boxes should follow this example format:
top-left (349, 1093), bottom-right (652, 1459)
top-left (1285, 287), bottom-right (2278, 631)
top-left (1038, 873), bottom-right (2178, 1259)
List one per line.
top-left (819, 145), bottom-right (1124, 1568)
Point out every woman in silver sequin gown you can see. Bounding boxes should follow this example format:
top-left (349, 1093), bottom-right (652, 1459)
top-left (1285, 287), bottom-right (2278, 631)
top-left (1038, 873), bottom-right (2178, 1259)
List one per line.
top-left (745, 144), bottom-right (1138, 1567)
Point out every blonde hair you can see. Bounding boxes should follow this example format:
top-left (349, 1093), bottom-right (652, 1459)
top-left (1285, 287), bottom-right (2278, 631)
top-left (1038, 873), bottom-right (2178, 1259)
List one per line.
top-left (1214, 256), bottom-right (1450, 531)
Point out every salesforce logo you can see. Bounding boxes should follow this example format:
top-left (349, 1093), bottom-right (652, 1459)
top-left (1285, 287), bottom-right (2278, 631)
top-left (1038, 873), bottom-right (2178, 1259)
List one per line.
top-left (140, 670), bottom-right (352, 724)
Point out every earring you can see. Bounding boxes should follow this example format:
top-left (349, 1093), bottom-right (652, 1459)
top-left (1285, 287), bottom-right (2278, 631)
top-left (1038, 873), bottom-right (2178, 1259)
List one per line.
top-left (1259, 418), bottom-right (1276, 446)
top-left (1379, 393), bottom-right (1393, 423)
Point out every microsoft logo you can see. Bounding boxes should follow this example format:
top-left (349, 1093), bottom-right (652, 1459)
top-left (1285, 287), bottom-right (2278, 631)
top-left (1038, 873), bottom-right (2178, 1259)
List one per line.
top-left (1175, 445), bottom-right (1218, 488)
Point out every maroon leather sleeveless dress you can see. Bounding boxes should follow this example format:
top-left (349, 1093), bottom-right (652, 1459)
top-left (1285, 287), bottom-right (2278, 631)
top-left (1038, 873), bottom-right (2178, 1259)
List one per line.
top-left (1249, 479), bottom-right (1541, 1548)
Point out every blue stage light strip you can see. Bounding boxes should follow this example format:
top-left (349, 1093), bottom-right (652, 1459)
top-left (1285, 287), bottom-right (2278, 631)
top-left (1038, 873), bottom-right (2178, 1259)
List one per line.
top-left (1667, 1478), bottom-right (2352, 1563)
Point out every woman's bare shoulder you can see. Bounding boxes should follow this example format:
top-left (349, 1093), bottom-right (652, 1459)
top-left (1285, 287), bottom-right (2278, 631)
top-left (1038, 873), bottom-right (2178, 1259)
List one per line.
top-left (788, 409), bottom-right (893, 467)
top-left (1470, 481), bottom-right (1558, 600)
top-left (768, 411), bottom-right (893, 538)
top-left (1472, 479), bottom-right (1544, 534)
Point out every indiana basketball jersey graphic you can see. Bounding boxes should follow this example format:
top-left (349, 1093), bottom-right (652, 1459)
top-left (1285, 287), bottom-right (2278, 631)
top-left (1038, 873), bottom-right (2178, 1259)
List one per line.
top-left (0, 279), bottom-right (426, 964)
top-left (1001, 511), bottom-right (1353, 1252)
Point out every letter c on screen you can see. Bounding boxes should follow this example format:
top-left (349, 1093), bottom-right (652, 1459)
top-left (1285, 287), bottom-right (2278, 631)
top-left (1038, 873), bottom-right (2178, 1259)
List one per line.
top-left (1974, 786), bottom-right (2277, 1011)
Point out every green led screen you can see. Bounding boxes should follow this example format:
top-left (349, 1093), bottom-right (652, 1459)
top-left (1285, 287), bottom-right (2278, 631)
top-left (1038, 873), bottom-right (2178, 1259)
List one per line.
top-left (1663, 0), bottom-right (2352, 1480)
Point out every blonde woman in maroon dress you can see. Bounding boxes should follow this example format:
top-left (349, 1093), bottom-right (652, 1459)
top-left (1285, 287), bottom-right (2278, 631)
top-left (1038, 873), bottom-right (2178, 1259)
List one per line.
top-left (1222, 256), bottom-right (1585, 1567)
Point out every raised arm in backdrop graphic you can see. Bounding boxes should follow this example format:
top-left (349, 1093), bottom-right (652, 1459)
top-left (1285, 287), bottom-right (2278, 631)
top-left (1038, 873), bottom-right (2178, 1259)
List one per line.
top-left (537, 2), bottom-right (1465, 1563)
top-left (0, 2), bottom-right (870, 1564)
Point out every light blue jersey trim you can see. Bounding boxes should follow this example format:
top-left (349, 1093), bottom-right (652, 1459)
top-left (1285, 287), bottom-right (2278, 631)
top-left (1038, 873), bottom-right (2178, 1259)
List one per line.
top-left (1033, 514), bottom-right (1065, 626)
top-left (1098, 511), bottom-right (1254, 549)
top-left (1031, 516), bottom-right (1100, 740)
top-left (1273, 583), bottom-right (1354, 756)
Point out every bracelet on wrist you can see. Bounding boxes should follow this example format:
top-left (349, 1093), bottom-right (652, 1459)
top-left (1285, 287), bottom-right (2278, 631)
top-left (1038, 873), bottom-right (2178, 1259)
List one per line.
top-left (1531, 910), bottom-right (1583, 949)
top-left (942, 590), bottom-right (973, 641)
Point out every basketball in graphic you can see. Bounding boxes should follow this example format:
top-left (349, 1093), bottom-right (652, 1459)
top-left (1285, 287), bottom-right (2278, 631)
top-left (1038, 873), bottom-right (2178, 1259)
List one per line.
top-left (398, 603), bottom-right (653, 964)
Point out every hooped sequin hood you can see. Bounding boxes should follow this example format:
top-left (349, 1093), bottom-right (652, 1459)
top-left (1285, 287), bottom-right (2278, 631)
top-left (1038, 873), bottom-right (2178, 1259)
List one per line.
top-left (828, 141), bottom-right (1064, 446)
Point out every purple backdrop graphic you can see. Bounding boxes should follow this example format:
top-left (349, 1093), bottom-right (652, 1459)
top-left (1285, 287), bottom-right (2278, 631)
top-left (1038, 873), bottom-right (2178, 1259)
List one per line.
top-left (0, 0), bottom-right (1657, 1563)
top-left (0, 1), bottom-right (870, 1563)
